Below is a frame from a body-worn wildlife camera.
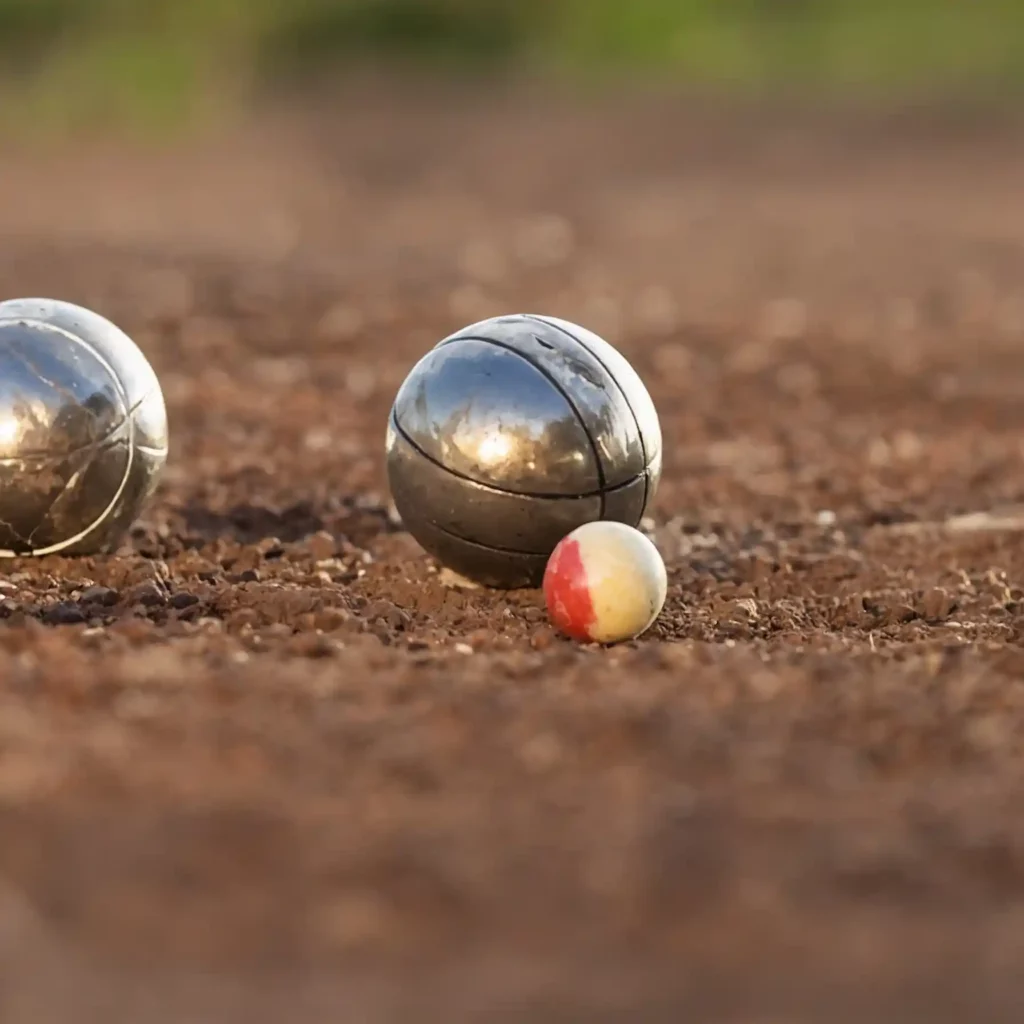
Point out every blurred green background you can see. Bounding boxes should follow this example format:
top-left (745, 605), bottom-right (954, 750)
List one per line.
top-left (2, 0), bottom-right (1023, 133)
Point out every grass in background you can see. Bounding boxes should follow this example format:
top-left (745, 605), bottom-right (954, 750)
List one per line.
top-left (263, 0), bottom-right (543, 71)
top-left (2, 0), bottom-right (1024, 134)
top-left (544, 0), bottom-right (1024, 92)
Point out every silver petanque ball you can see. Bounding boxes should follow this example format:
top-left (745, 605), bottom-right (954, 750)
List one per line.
top-left (0, 298), bottom-right (168, 557)
top-left (386, 313), bottom-right (662, 588)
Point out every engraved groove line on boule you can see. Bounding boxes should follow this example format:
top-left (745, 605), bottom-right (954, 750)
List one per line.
top-left (412, 332), bottom-right (609, 516)
top-left (423, 516), bottom-right (550, 558)
top-left (390, 412), bottom-right (645, 502)
top-left (523, 313), bottom-right (653, 523)
top-left (0, 391), bottom-right (149, 462)
top-left (27, 323), bottom-right (138, 556)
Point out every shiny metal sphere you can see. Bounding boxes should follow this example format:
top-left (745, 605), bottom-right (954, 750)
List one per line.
top-left (386, 313), bottom-right (662, 588)
top-left (0, 298), bottom-right (168, 557)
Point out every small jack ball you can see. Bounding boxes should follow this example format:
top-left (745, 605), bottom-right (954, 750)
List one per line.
top-left (543, 521), bottom-right (667, 644)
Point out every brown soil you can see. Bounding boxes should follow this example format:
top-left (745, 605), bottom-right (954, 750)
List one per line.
top-left (3, 82), bottom-right (1024, 1022)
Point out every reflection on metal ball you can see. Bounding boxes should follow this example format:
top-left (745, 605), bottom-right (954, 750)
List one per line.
top-left (0, 298), bottom-right (168, 557)
top-left (386, 313), bottom-right (662, 588)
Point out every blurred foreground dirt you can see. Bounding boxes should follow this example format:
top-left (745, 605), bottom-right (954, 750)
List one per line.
top-left (3, 83), bottom-right (1024, 1022)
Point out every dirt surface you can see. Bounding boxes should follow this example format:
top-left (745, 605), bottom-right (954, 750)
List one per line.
top-left (4, 82), bottom-right (1024, 1022)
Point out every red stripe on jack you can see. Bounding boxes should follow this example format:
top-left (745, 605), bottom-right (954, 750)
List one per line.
top-left (543, 537), bottom-right (596, 641)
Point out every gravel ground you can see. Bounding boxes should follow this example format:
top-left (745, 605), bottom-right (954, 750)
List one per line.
top-left (2, 82), bottom-right (1024, 1022)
